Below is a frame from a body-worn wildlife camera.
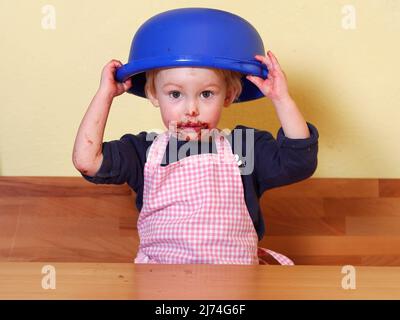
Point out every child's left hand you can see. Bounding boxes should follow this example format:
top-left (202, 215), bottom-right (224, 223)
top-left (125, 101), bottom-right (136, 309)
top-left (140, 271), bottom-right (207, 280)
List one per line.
top-left (246, 51), bottom-right (290, 102)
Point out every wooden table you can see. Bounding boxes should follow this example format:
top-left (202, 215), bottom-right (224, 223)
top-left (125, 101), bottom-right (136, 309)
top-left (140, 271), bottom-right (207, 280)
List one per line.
top-left (0, 263), bottom-right (399, 299)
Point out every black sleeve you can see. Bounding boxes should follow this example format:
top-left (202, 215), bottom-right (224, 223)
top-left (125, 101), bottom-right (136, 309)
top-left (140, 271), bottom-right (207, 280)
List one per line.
top-left (255, 122), bottom-right (319, 195)
top-left (80, 132), bottom-right (148, 193)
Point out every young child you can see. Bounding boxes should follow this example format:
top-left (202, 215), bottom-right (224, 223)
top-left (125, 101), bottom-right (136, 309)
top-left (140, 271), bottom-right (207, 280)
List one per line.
top-left (72, 9), bottom-right (319, 265)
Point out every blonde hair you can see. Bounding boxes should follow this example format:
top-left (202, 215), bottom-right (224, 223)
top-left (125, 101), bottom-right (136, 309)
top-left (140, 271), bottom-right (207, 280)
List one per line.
top-left (144, 67), bottom-right (243, 103)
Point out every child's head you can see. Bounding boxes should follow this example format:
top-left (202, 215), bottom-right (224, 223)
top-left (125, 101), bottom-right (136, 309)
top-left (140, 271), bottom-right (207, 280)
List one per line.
top-left (144, 67), bottom-right (243, 141)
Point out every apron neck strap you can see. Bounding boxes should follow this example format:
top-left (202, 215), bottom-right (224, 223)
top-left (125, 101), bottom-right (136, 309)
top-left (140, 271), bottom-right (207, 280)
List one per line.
top-left (147, 129), bottom-right (233, 166)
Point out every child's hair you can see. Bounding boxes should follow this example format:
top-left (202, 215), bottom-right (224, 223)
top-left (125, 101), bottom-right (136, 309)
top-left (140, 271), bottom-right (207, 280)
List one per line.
top-left (144, 68), bottom-right (243, 104)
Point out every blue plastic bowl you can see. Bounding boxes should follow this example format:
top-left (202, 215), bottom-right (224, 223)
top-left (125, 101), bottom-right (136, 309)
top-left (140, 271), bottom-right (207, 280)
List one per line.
top-left (116, 7), bottom-right (268, 103)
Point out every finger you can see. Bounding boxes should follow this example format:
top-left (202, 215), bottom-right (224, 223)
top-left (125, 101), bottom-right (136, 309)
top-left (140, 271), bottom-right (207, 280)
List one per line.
top-left (123, 78), bottom-right (132, 90)
top-left (110, 60), bottom-right (123, 69)
top-left (110, 61), bottom-right (124, 74)
top-left (255, 54), bottom-right (273, 73)
top-left (246, 75), bottom-right (272, 90)
top-left (267, 51), bottom-right (282, 71)
top-left (246, 75), bottom-right (263, 88)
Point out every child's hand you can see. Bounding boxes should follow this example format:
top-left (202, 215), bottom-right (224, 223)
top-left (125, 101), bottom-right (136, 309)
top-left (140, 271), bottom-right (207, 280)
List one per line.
top-left (246, 51), bottom-right (290, 102)
top-left (98, 59), bottom-right (132, 98)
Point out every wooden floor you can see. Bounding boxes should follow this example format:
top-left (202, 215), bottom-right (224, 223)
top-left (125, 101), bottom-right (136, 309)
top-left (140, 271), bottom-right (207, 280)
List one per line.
top-left (2, 263), bottom-right (400, 299)
top-left (1, 177), bottom-right (400, 265)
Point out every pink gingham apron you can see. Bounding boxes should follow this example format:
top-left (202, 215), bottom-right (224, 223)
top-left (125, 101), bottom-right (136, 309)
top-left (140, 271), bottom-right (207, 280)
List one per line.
top-left (134, 129), bottom-right (294, 265)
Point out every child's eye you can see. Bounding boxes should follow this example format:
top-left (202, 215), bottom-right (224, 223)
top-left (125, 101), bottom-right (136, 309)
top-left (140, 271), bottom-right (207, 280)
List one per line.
top-left (201, 90), bottom-right (214, 98)
top-left (168, 91), bottom-right (181, 99)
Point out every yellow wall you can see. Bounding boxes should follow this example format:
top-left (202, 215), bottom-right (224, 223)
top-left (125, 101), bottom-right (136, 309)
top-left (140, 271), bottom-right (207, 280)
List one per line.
top-left (1, 0), bottom-right (399, 177)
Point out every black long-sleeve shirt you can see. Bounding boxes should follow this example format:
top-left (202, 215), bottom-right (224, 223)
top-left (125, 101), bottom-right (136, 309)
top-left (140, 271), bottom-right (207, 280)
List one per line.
top-left (81, 122), bottom-right (319, 241)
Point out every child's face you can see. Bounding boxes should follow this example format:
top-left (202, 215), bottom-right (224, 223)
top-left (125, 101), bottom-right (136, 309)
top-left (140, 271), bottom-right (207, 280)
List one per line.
top-left (148, 67), bottom-right (235, 141)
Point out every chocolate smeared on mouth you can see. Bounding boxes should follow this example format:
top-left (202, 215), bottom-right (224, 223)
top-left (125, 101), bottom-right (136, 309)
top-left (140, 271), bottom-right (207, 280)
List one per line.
top-left (177, 121), bottom-right (209, 129)
top-left (173, 121), bottom-right (212, 142)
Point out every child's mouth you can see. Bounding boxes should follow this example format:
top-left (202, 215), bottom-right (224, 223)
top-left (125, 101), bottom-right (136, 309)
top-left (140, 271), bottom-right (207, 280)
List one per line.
top-left (177, 121), bottom-right (209, 131)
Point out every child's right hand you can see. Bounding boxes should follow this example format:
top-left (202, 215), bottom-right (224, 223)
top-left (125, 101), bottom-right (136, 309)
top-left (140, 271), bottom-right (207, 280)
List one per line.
top-left (98, 59), bottom-right (132, 98)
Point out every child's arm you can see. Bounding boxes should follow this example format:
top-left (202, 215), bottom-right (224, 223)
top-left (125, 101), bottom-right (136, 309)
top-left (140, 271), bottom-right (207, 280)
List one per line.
top-left (72, 60), bottom-right (132, 176)
top-left (246, 51), bottom-right (310, 139)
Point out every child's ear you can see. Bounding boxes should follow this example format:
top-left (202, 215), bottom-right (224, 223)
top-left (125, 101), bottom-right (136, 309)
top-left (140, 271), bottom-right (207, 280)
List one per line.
top-left (146, 88), bottom-right (160, 108)
top-left (223, 88), bottom-right (238, 107)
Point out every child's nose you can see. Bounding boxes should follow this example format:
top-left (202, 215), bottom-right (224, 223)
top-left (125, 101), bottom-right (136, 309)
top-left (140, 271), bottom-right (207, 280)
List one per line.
top-left (185, 104), bottom-right (199, 117)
